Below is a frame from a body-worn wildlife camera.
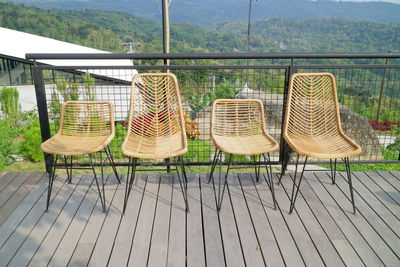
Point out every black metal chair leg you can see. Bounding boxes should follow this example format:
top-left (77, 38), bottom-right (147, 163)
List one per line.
top-left (46, 155), bottom-right (59, 212)
top-left (278, 154), bottom-right (290, 184)
top-left (253, 154), bottom-right (261, 182)
top-left (216, 153), bottom-right (232, 212)
top-left (208, 148), bottom-right (219, 184)
top-left (289, 155), bottom-right (308, 214)
top-left (89, 154), bottom-right (106, 212)
top-left (330, 158), bottom-right (337, 185)
top-left (123, 157), bottom-right (137, 214)
top-left (105, 145), bottom-right (120, 183)
top-left (64, 155), bottom-right (72, 184)
top-left (175, 156), bottom-right (189, 212)
top-left (263, 153), bottom-right (277, 210)
top-left (344, 157), bottom-right (356, 214)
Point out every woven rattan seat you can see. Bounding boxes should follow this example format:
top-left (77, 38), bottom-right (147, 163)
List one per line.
top-left (209, 99), bottom-right (279, 211)
top-left (122, 73), bottom-right (189, 213)
top-left (40, 101), bottom-right (119, 212)
top-left (281, 73), bottom-right (361, 214)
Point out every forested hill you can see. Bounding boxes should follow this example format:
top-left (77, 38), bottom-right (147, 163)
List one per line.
top-left (212, 18), bottom-right (400, 53)
top-left (0, 3), bottom-right (399, 54)
top-left (6, 0), bottom-right (400, 26)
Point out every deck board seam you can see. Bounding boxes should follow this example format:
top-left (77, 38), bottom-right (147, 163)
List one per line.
top-left (238, 173), bottom-right (267, 266)
top-left (250, 174), bottom-right (287, 266)
top-left (26, 174), bottom-right (86, 266)
top-left (312, 172), bottom-right (388, 266)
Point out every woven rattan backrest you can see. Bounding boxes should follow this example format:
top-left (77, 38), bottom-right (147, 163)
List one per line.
top-left (284, 73), bottom-right (343, 138)
top-left (59, 101), bottom-right (114, 137)
top-left (127, 73), bottom-right (185, 138)
top-left (211, 99), bottom-right (266, 137)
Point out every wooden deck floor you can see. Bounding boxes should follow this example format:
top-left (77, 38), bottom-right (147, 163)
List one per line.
top-left (0, 169), bottom-right (399, 266)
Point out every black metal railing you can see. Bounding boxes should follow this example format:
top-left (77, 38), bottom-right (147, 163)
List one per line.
top-left (26, 53), bottom-right (400, 172)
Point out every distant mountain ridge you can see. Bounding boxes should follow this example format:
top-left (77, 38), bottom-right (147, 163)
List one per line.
top-left (0, 2), bottom-right (399, 54)
top-left (6, 0), bottom-right (400, 26)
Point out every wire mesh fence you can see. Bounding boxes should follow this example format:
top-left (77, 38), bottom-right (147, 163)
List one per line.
top-left (31, 53), bottom-right (400, 169)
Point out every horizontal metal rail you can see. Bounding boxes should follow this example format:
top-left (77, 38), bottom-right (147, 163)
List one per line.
top-left (26, 52), bottom-right (400, 60)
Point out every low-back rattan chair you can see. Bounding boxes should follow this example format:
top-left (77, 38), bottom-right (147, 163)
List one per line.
top-left (209, 99), bottom-right (279, 211)
top-left (281, 73), bottom-right (361, 214)
top-left (41, 101), bottom-right (120, 212)
top-left (122, 73), bottom-right (188, 213)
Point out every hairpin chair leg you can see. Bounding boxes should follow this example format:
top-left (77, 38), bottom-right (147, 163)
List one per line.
top-left (64, 155), bottom-right (72, 184)
top-left (46, 155), bottom-right (59, 212)
top-left (263, 153), bottom-right (277, 210)
top-left (344, 157), bottom-right (356, 214)
top-left (216, 153), bottom-right (232, 212)
top-left (123, 157), bottom-right (137, 214)
top-left (330, 158), bottom-right (337, 185)
top-left (208, 148), bottom-right (219, 184)
top-left (289, 155), bottom-right (308, 214)
top-left (174, 156), bottom-right (189, 212)
top-left (89, 154), bottom-right (106, 212)
top-left (105, 145), bottom-right (120, 184)
top-left (253, 154), bottom-right (261, 182)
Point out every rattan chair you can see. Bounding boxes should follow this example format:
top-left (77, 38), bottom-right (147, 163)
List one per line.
top-left (209, 99), bottom-right (279, 211)
top-left (122, 73), bottom-right (188, 213)
top-left (281, 73), bottom-right (361, 214)
top-left (41, 101), bottom-right (120, 212)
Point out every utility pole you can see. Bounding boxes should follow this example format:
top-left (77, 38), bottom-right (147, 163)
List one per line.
top-left (162, 0), bottom-right (171, 68)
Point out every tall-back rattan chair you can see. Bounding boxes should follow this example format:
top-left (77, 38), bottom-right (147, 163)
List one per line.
top-left (41, 101), bottom-right (120, 212)
top-left (281, 73), bottom-right (361, 214)
top-left (122, 73), bottom-right (188, 213)
top-left (209, 99), bottom-right (279, 211)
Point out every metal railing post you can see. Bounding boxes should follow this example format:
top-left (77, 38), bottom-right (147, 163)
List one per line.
top-left (279, 61), bottom-right (298, 174)
top-left (32, 62), bottom-right (53, 174)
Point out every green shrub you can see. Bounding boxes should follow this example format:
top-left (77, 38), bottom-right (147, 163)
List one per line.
top-left (0, 119), bottom-right (15, 170)
top-left (0, 85), bottom-right (22, 126)
top-left (21, 119), bottom-right (44, 162)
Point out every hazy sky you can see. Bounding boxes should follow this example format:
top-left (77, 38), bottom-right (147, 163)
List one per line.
top-left (340, 0), bottom-right (400, 3)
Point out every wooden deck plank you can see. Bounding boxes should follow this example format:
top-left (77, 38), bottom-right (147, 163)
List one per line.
top-left (126, 174), bottom-right (159, 267)
top-left (273, 173), bottom-right (325, 267)
top-left (215, 173), bottom-right (246, 267)
top-left (253, 174), bottom-right (304, 267)
top-left (389, 171), bottom-right (400, 181)
top-left (279, 172), bottom-right (346, 266)
top-left (0, 172), bottom-right (18, 193)
top-left (6, 175), bottom-right (81, 266)
top-left (28, 175), bottom-right (94, 266)
top-left (186, 173), bottom-right (205, 267)
top-left (354, 171), bottom-right (400, 221)
top-left (0, 170), bottom-right (399, 267)
top-left (87, 175), bottom-right (125, 267)
top-left (243, 173), bottom-right (284, 267)
top-left (0, 175), bottom-right (65, 266)
top-left (282, 172), bottom-right (364, 267)
top-left (200, 174), bottom-right (225, 267)
top-left (377, 171), bottom-right (400, 192)
top-left (364, 171), bottom-right (400, 205)
top-left (351, 172), bottom-right (400, 236)
top-left (323, 171), bottom-right (400, 261)
top-left (166, 174), bottom-right (186, 267)
top-left (147, 174), bottom-right (174, 267)
top-left (0, 172), bottom-right (45, 227)
top-left (0, 174), bottom-right (47, 245)
top-left (107, 174), bottom-right (146, 267)
top-left (305, 171), bottom-right (385, 266)
top-left (68, 175), bottom-right (119, 267)
top-left (0, 172), bottom-right (31, 208)
top-left (0, 172), bottom-right (17, 193)
top-left (48, 175), bottom-right (107, 266)
top-left (228, 173), bottom-right (265, 267)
